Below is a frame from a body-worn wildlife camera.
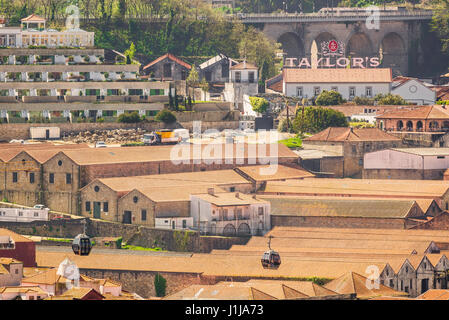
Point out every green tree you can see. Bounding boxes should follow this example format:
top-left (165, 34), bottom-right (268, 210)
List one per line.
top-left (315, 90), bottom-right (344, 106)
top-left (155, 109), bottom-right (177, 123)
top-left (124, 42), bottom-right (136, 64)
top-left (374, 93), bottom-right (407, 105)
top-left (293, 107), bottom-right (348, 134)
top-left (117, 111), bottom-right (141, 123)
top-left (249, 96), bottom-right (269, 114)
top-left (187, 65), bottom-right (200, 88)
top-left (154, 273), bottom-right (167, 297)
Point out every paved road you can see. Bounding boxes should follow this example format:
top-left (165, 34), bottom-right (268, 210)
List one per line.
top-left (36, 245), bottom-right (193, 257)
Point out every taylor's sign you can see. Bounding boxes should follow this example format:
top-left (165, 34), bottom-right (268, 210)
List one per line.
top-left (285, 40), bottom-right (380, 69)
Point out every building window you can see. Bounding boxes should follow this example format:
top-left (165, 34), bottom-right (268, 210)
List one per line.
top-left (389, 279), bottom-right (394, 287)
top-left (141, 209), bottom-right (147, 221)
top-left (331, 86), bottom-right (338, 92)
top-left (103, 202), bottom-right (108, 212)
top-left (358, 159), bottom-right (363, 166)
top-left (296, 87), bottom-right (303, 97)
top-left (12, 172), bottom-right (17, 183)
top-left (222, 63), bottom-right (229, 78)
top-left (366, 86), bottom-right (372, 98)
top-left (66, 173), bottom-right (72, 184)
top-left (181, 70), bottom-right (186, 80)
top-left (236, 208), bottom-right (243, 219)
top-left (182, 219), bottom-right (187, 229)
top-left (349, 87), bottom-right (356, 99)
top-left (205, 71), bottom-right (212, 82)
top-left (437, 156), bottom-right (445, 159)
top-left (410, 279), bottom-right (413, 289)
top-left (49, 173), bottom-right (54, 184)
top-left (313, 87), bottom-right (320, 97)
top-left (248, 72), bottom-right (255, 83)
top-left (235, 71), bottom-right (241, 83)
top-left (85, 201), bottom-right (91, 212)
top-left (230, 187), bottom-right (235, 192)
top-left (163, 63), bottom-right (172, 78)
top-left (15, 269), bottom-right (18, 274)
top-left (30, 172), bottom-right (35, 184)
top-left (258, 207), bottom-right (264, 215)
top-left (58, 160), bottom-right (63, 166)
top-left (133, 196), bottom-right (139, 204)
top-left (34, 212), bottom-right (38, 217)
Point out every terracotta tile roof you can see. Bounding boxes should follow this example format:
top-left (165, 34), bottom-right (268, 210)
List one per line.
top-left (191, 192), bottom-right (268, 206)
top-left (431, 86), bottom-right (449, 100)
top-left (22, 268), bottom-right (69, 285)
top-left (0, 257), bottom-right (21, 265)
top-left (0, 228), bottom-right (33, 243)
top-left (417, 289), bottom-right (449, 300)
top-left (21, 14), bottom-right (46, 22)
top-left (235, 165), bottom-right (314, 182)
top-left (0, 143), bottom-right (89, 163)
top-left (128, 185), bottom-right (226, 202)
top-left (260, 196), bottom-right (420, 219)
top-left (267, 226), bottom-right (449, 240)
top-left (58, 287), bottom-right (105, 300)
top-left (262, 178), bottom-right (449, 198)
top-left (324, 272), bottom-right (407, 299)
top-left (142, 53), bottom-right (191, 70)
top-left (61, 143), bottom-right (295, 165)
top-left (163, 283), bottom-right (277, 300)
top-left (35, 249), bottom-right (387, 279)
top-left (0, 286), bottom-right (47, 295)
top-left (22, 267), bottom-right (51, 278)
top-left (95, 169), bottom-right (250, 192)
top-left (230, 61), bottom-right (258, 70)
top-left (303, 127), bottom-right (401, 142)
top-left (164, 279), bottom-right (337, 300)
top-left (283, 68), bottom-right (392, 84)
top-left (376, 105), bottom-right (449, 120)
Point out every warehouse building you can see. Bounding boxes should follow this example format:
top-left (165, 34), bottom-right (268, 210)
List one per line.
top-left (261, 178), bottom-right (449, 212)
top-left (259, 196), bottom-right (427, 229)
top-left (298, 127), bottom-right (402, 178)
top-left (363, 148), bottom-right (449, 180)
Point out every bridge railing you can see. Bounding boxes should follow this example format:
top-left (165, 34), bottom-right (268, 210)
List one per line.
top-left (230, 10), bottom-right (434, 22)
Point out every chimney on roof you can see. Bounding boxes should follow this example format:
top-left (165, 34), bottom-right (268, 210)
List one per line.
top-left (235, 192), bottom-right (240, 199)
top-left (252, 194), bottom-right (257, 199)
top-left (207, 188), bottom-right (214, 196)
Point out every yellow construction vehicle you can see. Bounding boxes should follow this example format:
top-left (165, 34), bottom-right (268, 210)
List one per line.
top-left (143, 129), bottom-right (189, 145)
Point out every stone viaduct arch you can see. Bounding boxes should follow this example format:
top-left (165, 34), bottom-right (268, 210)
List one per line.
top-left (277, 32), bottom-right (304, 58)
top-left (261, 19), bottom-right (420, 76)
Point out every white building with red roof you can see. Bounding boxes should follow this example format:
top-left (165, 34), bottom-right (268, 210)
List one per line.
top-left (282, 68), bottom-right (392, 101)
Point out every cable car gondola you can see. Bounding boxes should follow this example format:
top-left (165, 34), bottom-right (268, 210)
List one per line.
top-left (261, 235), bottom-right (281, 270)
top-left (72, 234), bottom-right (92, 256)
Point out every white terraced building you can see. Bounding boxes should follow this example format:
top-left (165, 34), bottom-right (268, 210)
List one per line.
top-left (0, 15), bottom-right (170, 123)
top-left (0, 14), bottom-right (94, 48)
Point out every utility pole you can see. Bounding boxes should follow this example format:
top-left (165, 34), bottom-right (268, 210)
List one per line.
top-left (285, 98), bottom-right (289, 133)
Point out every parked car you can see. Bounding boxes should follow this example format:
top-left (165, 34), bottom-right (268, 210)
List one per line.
top-left (95, 141), bottom-right (107, 148)
top-left (33, 204), bottom-right (49, 210)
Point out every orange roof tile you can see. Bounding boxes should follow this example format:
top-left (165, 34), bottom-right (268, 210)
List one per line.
top-left (376, 105), bottom-right (449, 120)
top-left (324, 272), bottom-right (408, 299)
top-left (142, 53), bottom-right (191, 70)
top-left (21, 14), bottom-right (46, 22)
top-left (303, 127), bottom-right (401, 142)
